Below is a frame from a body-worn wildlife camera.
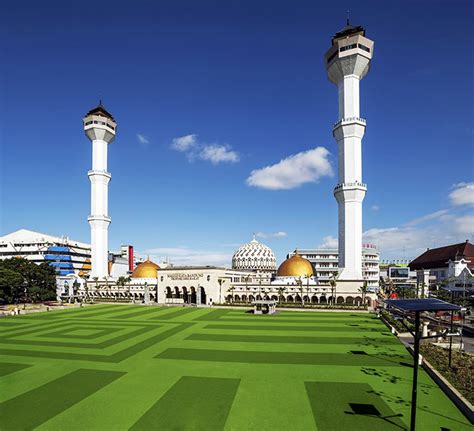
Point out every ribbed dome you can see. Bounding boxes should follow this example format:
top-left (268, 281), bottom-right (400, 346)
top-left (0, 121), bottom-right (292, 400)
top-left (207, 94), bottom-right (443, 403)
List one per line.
top-left (131, 259), bottom-right (160, 279)
top-left (232, 237), bottom-right (276, 272)
top-left (277, 252), bottom-right (314, 277)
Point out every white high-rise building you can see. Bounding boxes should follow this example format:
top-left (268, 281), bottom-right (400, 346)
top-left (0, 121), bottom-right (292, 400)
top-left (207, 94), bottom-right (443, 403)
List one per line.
top-left (83, 103), bottom-right (117, 279)
top-left (324, 21), bottom-right (374, 282)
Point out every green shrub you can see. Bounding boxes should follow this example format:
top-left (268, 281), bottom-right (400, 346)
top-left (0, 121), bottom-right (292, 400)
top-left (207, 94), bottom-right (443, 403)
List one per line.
top-left (420, 343), bottom-right (473, 404)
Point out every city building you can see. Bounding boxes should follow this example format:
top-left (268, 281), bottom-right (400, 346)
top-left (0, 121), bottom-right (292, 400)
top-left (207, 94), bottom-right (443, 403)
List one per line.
top-left (325, 20), bottom-right (374, 286)
top-left (0, 229), bottom-right (90, 276)
top-left (379, 261), bottom-right (417, 292)
top-left (290, 244), bottom-right (380, 288)
top-left (409, 241), bottom-right (474, 296)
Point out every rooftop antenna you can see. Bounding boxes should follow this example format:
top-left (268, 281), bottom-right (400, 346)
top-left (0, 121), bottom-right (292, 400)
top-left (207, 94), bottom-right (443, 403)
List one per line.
top-left (346, 9), bottom-right (350, 25)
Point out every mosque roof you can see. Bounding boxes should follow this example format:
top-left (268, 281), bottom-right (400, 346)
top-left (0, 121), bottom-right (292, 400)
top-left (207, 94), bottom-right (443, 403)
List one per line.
top-left (332, 21), bottom-right (365, 42)
top-left (131, 258), bottom-right (160, 278)
top-left (232, 236), bottom-right (276, 271)
top-left (85, 102), bottom-right (115, 121)
top-left (277, 251), bottom-right (314, 277)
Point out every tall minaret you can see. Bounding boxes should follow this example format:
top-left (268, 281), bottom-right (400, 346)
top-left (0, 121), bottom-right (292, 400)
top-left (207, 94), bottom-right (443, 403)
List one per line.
top-left (325, 21), bottom-right (374, 281)
top-left (83, 103), bottom-right (117, 279)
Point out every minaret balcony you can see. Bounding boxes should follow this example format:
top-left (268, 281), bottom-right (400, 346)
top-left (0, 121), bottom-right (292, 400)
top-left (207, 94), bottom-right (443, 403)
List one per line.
top-left (88, 170), bottom-right (112, 179)
top-left (333, 117), bottom-right (366, 130)
top-left (88, 215), bottom-right (112, 223)
top-left (334, 182), bottom-right (367, 192)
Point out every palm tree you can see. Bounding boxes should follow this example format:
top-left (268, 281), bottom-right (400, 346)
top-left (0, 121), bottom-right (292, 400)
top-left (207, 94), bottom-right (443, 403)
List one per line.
top-left (72, 281), bottom-right (80, 303)
top-left (124, 276), bottom-right (132, 302)
top-left (359, 280), bottom-right (368, 307)
top-left (227, 286), bottom-right (235, 304)
top-left (329, 274), bottom-right (337, 306)
top-left (277, 286), bottom-right (287, 305)
top-left (84, 282), bottom-right (90, 303)
top-left (93, 277), bottom-right (99, 301)
top-left (244, 276), bottom-right (251, 303)
top-left (116, 276), bottom-right (127, 302)
top-left (305, 274), bottom-right (311, 306)
top-left (103, 276), bottom-right (110, 301)
top-left (297, 277), bottom-right (304, 307)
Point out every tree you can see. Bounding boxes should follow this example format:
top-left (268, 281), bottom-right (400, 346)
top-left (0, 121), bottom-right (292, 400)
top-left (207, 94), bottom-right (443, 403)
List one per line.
top-left (93, 276), bottom-right (99, 300)
top-left (329, 274), bottom-right (337, 306)
top-left (277, 286), bottom-right (287, 305)
top-left (244, 276), bottom-right (251, 303)
top-left (116, 276), bottom-right (127, 301)
top-left (359, 280), bottom-right (368, 307)
top-left (124, 276), bottom-right (132, 301)
top-left (0, 258), bottom-right (56, 304)
top-left (72, 281), bottom-right (80, 303)
top-left (0, 268), bottom-right (23, 304)
top-left (385, 278), bottom-right (395, 297)
top-left (103, 276), bottom-right (111, 301)
top-left (227, 286), bottom-right (235, 303)
top-left (296, 277), bottom-right (304, 307)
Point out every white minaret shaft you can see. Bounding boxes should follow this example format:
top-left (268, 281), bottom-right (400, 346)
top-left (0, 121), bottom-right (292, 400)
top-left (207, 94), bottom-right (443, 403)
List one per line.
top-left (83, 105), bottom-right (117, 279)
top-left (325, 22), bottom-right (374, 281)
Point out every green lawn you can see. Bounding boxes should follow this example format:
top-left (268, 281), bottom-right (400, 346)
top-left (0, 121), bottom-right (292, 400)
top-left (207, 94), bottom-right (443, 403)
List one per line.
top-left (0, 305), bottom-right (470, 430)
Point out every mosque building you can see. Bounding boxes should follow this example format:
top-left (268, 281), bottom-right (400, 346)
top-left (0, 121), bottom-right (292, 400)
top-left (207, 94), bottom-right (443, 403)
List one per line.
top-left (7, 21), bottom-right (378, 308)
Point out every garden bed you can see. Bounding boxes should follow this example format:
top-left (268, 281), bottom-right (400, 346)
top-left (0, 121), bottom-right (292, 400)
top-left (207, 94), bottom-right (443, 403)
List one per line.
top-left (420, 343), bottom-right (473, 404)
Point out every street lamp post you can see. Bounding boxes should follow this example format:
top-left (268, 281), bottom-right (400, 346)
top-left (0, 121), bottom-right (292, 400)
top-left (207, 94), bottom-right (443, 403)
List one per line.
top-left (218, 278), bottom-right (224, 304)
top-left (22, 280), bottom-right (28, 310)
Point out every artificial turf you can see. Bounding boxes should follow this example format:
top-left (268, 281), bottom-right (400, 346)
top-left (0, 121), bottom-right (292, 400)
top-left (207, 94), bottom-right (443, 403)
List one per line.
top-left (0, 305), bottom-right (471, 430)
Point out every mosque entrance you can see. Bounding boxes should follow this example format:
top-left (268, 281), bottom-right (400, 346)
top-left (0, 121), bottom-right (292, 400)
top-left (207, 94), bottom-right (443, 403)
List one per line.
top-left (182, 287), bottom-right (189, 303)
top-left (190, 287), bottom-right (197, 304)
top-left (200, 287), bottom-right (206, 305)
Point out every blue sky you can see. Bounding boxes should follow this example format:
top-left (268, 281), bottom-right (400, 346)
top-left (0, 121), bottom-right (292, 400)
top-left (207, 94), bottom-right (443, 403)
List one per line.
top-left (1, 0), bottom-right (473, 266)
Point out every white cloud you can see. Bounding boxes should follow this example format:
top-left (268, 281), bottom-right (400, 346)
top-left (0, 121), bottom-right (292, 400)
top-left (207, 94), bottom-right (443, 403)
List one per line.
top-left (363, 211), bottom-right (473, 260)
top-left (143, 247), bottom-right (232, 267)
top-left (137, 134), bottom-right (150, 146)
top-left (171, 134), bottom-right (197, 152)
top-left (371, 205), bottom-right (380, 211)
top-left (405, 209), bottom-right (449, 227)
top-left (318, 235), bottom-right (338, 248)
top-left (453, 215), bottom-right (474, 236)
top-left (200, 144), bottom-right (239, 164)
top-left (246, 147), bottom-right (333, 190)
top-left (256, 231), bottom-right (287, 239)
top-left (317, 209), bottom-right (472, 260)
top-left (449, 182), bottom-right (474, 206)
top-left (171, 134), bottom-right (239, 165)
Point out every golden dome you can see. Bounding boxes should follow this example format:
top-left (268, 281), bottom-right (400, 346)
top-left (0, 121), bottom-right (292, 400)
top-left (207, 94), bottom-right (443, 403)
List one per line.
top-left (131, 259), bottom-right (160, 279)
top-left (277, 252), bottom-right (314, 277)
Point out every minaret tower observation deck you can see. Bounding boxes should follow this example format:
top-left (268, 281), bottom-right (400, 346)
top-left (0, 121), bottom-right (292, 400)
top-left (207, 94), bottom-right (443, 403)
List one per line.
top-left (324, 21), bottom-right (374, 281)
top-left (83, 103), bottom-right (117, 279)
